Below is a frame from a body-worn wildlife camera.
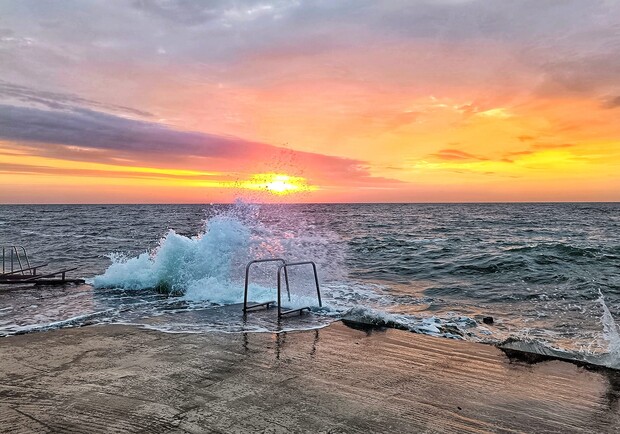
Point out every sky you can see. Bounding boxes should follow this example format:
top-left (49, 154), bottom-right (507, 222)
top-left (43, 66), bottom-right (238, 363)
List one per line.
top-left (0, 0), bottom-right (619, 203)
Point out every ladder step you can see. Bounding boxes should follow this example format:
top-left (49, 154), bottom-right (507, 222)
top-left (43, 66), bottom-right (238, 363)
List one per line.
top-left (244, 300), bottom-right (276, 312)
top-left (280, 307), bottom-right (311, 316)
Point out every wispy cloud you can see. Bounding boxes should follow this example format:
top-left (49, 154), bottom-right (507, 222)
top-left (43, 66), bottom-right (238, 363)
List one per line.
top-left (603, 95), bottom-right (620, 109)
top-left (505, 143), bottom-right (576, 158)
top-left (430, 149), bottom-right (488, 161)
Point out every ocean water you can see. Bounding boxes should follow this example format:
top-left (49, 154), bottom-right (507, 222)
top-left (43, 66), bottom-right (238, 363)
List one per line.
top-left (1, 203), bottom-right (619, 365)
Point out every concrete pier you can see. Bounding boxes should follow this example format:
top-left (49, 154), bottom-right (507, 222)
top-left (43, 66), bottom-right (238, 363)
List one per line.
top-left (1, 322), bottom-right (618, 433)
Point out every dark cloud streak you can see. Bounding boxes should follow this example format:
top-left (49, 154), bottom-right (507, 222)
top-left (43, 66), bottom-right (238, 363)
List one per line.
top-left (0, 103), bottom-right (261, 157)
top-left (0, 80), bottom-right (153, 118)
top-left (0, 102), bottom-right (403, 187)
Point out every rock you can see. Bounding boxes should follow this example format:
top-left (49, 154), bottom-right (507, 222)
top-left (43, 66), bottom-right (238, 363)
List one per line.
top-left (482, 316), bottom-right (494, 325)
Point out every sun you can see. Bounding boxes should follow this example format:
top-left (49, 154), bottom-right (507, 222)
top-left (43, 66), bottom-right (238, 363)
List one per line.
top-left (264, 176), bottom-right (296, 193)
top-left (240, 173), bottom-right (317, 195)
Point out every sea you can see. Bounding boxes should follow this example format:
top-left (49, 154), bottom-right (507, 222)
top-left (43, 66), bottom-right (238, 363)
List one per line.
top-left (1, 202), bottom-right (619, 366)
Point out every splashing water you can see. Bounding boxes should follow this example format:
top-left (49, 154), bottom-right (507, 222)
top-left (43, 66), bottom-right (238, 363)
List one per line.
top-left (94, 201), bottom-right (344, 308)
top-left (94, 210), bottom-right (248, 293)
top-left (597, 290), bottom-right (620, 362)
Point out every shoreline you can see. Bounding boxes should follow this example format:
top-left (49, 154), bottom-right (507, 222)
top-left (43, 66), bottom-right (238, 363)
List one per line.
top-left (1, 321), bottom-right (619, 432)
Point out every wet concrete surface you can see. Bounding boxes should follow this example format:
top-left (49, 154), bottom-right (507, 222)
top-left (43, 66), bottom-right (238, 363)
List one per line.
top-left (0, 322), bottom-right (619, 433)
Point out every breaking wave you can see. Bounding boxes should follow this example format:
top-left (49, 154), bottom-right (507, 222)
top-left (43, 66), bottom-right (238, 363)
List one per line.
top-left (94, 214), bottom-right (252, 297)
top-left (94, 201), bottom-right (344, 308)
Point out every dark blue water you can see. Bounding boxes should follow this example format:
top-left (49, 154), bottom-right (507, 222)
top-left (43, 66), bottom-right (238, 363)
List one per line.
top-left (1, 203), bottom-right (619, 359)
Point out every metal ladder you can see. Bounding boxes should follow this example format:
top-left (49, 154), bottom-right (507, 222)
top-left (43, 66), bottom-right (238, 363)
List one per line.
top-left (243, 258), bottom-right (322, 318)
top-left (1, 246), bottom-right (32, 275)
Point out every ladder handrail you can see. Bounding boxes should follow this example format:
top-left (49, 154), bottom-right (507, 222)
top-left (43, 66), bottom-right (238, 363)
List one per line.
top-left (243, 258), bottom-right (290, 313)
top-left (19, 246), bottom-right (31, 272)
top-left (2, 245), bottom-right (32, 275)
top-left (277, 261), bottom-right (322, 318)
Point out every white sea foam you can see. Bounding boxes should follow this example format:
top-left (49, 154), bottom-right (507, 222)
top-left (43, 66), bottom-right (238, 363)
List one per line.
top-left (340, 306), bottom-right (475, 339)
top-left (0, 309), bottom-right (118, 337)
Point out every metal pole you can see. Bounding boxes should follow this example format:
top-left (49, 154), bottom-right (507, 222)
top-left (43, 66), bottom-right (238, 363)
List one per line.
top-left (277, 266), bottom-right (282, 318)
top-left (243, 262), bottom-right (251, 313)
top-left (15, 247), bottom-right (24, 274)
top-left (284, 266), bottom-right (291, 302)
top-left (20, 246), bottom-right (31, 271)
top-left (312, 262), bottom-right (322, 307)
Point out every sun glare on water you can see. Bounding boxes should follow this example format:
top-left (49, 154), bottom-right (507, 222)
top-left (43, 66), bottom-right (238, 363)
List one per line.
top-left (240, 173), bottom-right (317, 195)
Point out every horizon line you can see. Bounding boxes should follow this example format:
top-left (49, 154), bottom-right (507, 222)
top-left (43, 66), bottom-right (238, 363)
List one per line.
top-left (1, 201), bottom-right (618, 206)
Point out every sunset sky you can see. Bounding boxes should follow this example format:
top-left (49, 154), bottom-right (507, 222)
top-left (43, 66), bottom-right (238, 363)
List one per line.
top-left (1, 0), bottom-right (619, 203)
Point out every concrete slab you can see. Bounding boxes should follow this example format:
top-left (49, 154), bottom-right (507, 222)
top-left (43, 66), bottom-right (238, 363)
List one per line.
top-left (0, 322), bottom-right (618, 433)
